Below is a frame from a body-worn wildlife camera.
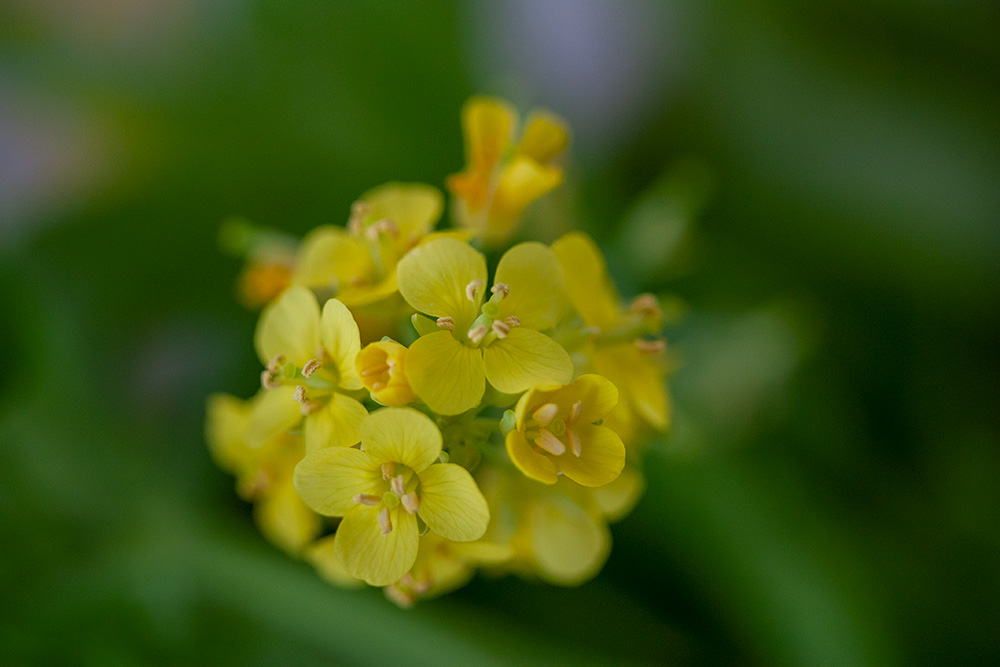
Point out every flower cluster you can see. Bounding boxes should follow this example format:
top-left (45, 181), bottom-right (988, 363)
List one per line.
top-left (207, 96), bottom-right (671, 606)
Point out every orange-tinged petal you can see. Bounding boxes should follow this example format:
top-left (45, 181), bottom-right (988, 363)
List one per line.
top-left (555, 424), bottom-right (625, 487)
top-left (483, 328), bottom-right (572, 395)
top-left (254, 286), bottom-right (321, 365)
top-left (551, 231), bottom-right (620, 330)
top-left (517, 111), bottom-right (570, 164)
top-left (335, 504), bottom-right (419, 586)
top-left (245, 385), bottom-right (301, 447)
top-left (416, 463), bottom-right (490, 542)
top-left (293, 446), bottom-right (381, 516)
top-left (303, 392), bottom-right (367, 452)
top-left (494, 242), bottom-right (568, 331)
top-left (396, 237), bottom-right (485, 323)
top-left (359, 407), bottom-right (441, 472)
top-left (492, 157), bottom-right (563, 218)
top-left (506, 430), bottom-right (559, 485)
top-left (528, 494), bottom-right (610, 585)
top-left (461, 96), bottom-right (517, 170)
top-left (406, 331), bottom-right (486, 416)
top-left (319, 298), bottom-right (363, 391)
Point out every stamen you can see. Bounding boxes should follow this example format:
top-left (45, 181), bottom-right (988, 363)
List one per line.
top-left (385, 584), bottom-right (415, 608)
top-left (630, 293), bottom-right (661, 319)
top-left (292, 385), bottom-right (307, 404)
top-left (468, 324), bottom-right (489, 344)
top-left (535, 430), bottom-right (566, 456)
top-left (390, 474), bottom-right (406, 497)
top-left (266, 355), bottom-right (286, 373)
top-left (436, 316), bottom-right (455, 331)
top-left (635, 339), bottom-right (666, 354)
top-left (366, 218), bottom-right (398, 241)
top-left (347, 202), bottom-right (369, 236)
top-left (301, 358), bottom-right (322, 378)
top-left (504, 316), bottom-right (521, 328)
top-left (378, 507), bottom-right (393, 536)
top-left (353, 493), bottom-right (381, 506)
top-left (261, 369), bottom-right (281, 389)
top-left (532, 403), bottom-right (559, 427)
top-left (381, 462), bottom-right (395, 480)
top-left (400, 492), bottom-right (420, 514)
top-left (465, 279), bottom-right (483, 302)
top-left (293, 385), bottom-right (320, 415)
top-left (568, 400), bottom-right (582, 425)
top-left (567, 429), bottom-right (582, 457)
top-left (361, 362), bottom-right (390, 378)
top-left (490, 282), bottom-right (509, 298)
top-left (491, 319), bottom-right (510, 338)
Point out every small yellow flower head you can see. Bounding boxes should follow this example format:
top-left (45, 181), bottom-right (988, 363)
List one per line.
top-left (293, 407), bottom-right (490, 586)
top-left (292, 183), bottom-right (443, 307)
top-left (397, 236), bottom-right (573, 415)
top-left (238, 262), bottom-right (293, 308)
top-left (356, 340), bottom-right (414, 406)
top-left (506, 374), bottom-right (626, 487)
top-left (447, 96), bottom-right (570, 246)
top-left (552, 231), bottom-right (671, 433)
top-left (252, 287), bottom-right (368, 451)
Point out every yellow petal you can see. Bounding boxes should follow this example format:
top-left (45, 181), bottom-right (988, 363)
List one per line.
top-left (551, 231), bottom-right (620, 330)
top-left (320, 298), bottom-right (363, 391)
top-left (461, 96), bottom-right (517, 170)
top-left (205, 393), bottom-right (251, 472)
top-left (255, 475), bottom-right (322, 554)
top-left (305, 536), bottom-right (365, 589)
top-left (555, 424), bottom-right (625, 487)
top-left (528, 494), bottom-right (610, 585)
top-left (594, 345), bottom-right (670, 430)
top-left (589, 466), bottom-right (645, 522)
top-left (245, 386), bottom-right (301, 448)
top-left (396, 237), bottom-right (486, 323)
top-left (553, 373), bottom-right (619, 424)
top-left (303, 392), bottom-right (368, 452)
top-left (406, 331), bottom-right (485, 416)
top-left (493, 242), bottom-right (568, 331)
top-left (483, 328), bottom-right (572, 395)
top-left (335, 504), bottom-right (419, 586)
top-left (359, 406), bottom-right (441, 472)
top-left (359, 182), bottom-right (443, 242)
top-left (517, 111), bottom-right (570, 164)
top-left (254, 286), bottom-right (321, 365)
top-left (416, 463), bottom-right (490, 542)
top-left (292, 226), bottom-right (373, 291)
top-left (492, 157), bottom-right (563, 218)
top-left (505, 430), bottom-right (558, 485)
top-left (293, 446), bottom-right (381, 516)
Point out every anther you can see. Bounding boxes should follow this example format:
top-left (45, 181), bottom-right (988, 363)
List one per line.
top-left (491, 320), bottom-right (510, 338)
top-left (630, 293), bottom-right (661, 319)
top-left (390, 474), bottom-right (406, 497)
top-left (261, 369), bottom-right (281, 389)
top-left (266, 355), bottom-right (286, 373)
top-left (536, 430), bottom-right (566, 456)
top-left (468, 324), bottom-right (489, 344)
top-left (504, 316), bottom-right (521, 328)
top-left (301, 358), bottom-right (322, 378)
top-left (400, 492), bottom-right (420, 515)
top-left (465, 279), bottom-right (483, 302)
top-left (366, 218), bottom-right (398, 241)
top-left (436, 316), bottom-right (455, 331)
top-left (568, 400), bottom-right (582, 425)
top-left (532, 403), bottom-right (559, 427)
top-left (635, 339), bottom-right (666, 354)
top-left (353, 493), bottom-right (381, 506)
top-left (381, 462), bottom-right (395, 481)
top-left (490, 282), bottom-right (509, 298)
top-left (292, 385), bottom-right (307, 404)
top-left (378, 507), bottom-right (393, 536)
top-left (568, 429), bottom-right (582, 457)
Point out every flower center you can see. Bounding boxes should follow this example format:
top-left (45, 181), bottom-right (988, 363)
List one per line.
top-left (464, 281), bottom-right (521, 347)
top-left (523, 400), bottom-right (583, 458)
top-left (351, 465), bottom-right (421, 536)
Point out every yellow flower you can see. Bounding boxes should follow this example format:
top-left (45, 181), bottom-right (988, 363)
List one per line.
top-left (506, 374), bottom-right (625, 487)
top-left (355, 340), bottom-right (414, 406)
top-left (396, 236), bottom-right (573, 415)
top-left (447, 96), bottom-right (569, 245)
top-left (552, 231), bottom-right (671, 433)
top-left (292, 182), bottom-right (443, 307)
top-left (293, 407), bottom-right (490, 587)
top-left (205, 392), bottom-right (321, 554)
top-left (253, 287), bottom-right (368, 452)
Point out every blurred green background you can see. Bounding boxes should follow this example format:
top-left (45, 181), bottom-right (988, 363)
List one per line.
top-left (2, 1), bottom-right (998, 664)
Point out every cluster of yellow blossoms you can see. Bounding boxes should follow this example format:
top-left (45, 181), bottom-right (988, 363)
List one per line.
top-left (207, 97), bottom-right (671, 606)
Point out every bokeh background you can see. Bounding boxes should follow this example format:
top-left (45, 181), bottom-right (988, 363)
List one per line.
top-left (2, 1), bottom-right (998, 664)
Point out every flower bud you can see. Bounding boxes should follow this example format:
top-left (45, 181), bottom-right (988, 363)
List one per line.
top-left (356, 340), bottom-right (414, 406)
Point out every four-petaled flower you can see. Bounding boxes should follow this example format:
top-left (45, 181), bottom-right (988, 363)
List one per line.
top-left (397, 236), bottom-right (573, 415)
top-left (293, 407), bottom-right (490, 586)
top-left (253, 287), bottom-right (368, 452)
top-left (506, 374), bottom-right (626, 487)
